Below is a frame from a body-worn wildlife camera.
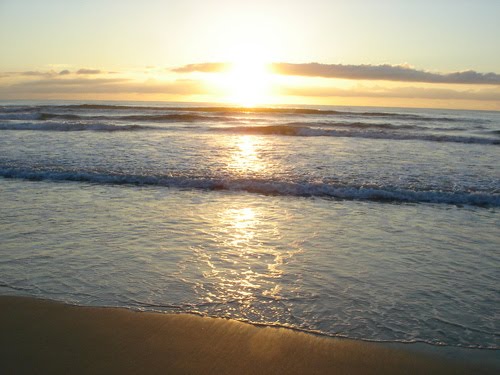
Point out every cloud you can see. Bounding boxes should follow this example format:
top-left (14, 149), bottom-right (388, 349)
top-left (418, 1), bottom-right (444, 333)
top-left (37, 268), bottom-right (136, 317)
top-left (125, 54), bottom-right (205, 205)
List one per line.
top-left (279, 85), bottom-right (500, 101)
top-left (12, 77), bottom-right (129, 88)
top-left (1, 68), bottom-right (106, 78)
top-left (20, 71), bottom-right (51, 77)
top-left (0, 70), bottom-right (62, 79)
top-left (173, 61), bottom-right (500, 85)
top-left (270, 63), bottom-right (500, 85)
top-left (172, 62), bottom-right (231, 73)
top-left (1, 76), bottom-right (207, 96)
top-left (0, 70), bottom-right (58, 78)
top-left (76, 68), bottom-right (102, 75)
top-left (0, 66), bottom-right (209, 98)
top-left (3, 65), bottom-right (499, 105)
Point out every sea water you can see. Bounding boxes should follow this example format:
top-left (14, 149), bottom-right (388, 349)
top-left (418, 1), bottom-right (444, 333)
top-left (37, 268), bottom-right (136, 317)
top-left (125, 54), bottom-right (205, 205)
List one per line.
top-left (0, 101), bottom-right (498, 350)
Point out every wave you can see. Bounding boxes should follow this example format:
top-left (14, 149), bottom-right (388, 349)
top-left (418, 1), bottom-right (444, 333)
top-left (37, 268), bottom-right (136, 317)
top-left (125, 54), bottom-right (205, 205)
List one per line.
top-left (217, 125), bottom-right (500, 145)
top-left (0, 110), bottom-right (482, 133)
top-left (1, 168), bottom-right (498, 207)
top-left (71, 104), bottom-right (473, 122)
top-left (0, 112), bottom-right (41, 120)
top-left (0, 114), bottom-right (467, 135)
top-left (62, 104), bottom-right (461, 120)
top-left (0, 112), bottom-right (235, 122)
top-left (38, 112), bottom-right (236, 123)
top-left (0, 104), bottom-right (476, 123)
top-left (0, 106), bottom-right (37, 113)
top-left (2, 121), bottom-right (497, 144)
top-left (0, 122), bottom-right (156, 132)
top-left (285, 121), bottom-right (419, 130)
top-left (284, 121), bottom-right (474, 132)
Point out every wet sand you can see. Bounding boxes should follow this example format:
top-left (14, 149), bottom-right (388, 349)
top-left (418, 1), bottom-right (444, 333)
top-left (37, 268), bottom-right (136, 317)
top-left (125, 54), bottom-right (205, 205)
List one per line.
top-left (0, 296), bottom-right (496, 374)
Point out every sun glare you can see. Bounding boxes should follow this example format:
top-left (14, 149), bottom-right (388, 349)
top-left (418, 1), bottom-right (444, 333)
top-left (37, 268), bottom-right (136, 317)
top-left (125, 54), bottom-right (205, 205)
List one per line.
top-left (210, 46), bottom-right (274, 106)
top-left (229, 135), bottom-right (265, 173)
top-left (225, 60), bottom-right (272, 106)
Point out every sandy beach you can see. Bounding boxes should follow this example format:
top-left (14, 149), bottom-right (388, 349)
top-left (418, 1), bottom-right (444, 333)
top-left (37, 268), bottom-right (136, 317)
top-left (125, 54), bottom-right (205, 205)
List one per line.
top-left (0, 295), bottom-right (496, 375)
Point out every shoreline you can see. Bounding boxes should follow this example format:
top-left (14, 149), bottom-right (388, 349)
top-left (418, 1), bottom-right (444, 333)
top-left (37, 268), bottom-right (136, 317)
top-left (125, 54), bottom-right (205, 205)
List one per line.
top-left (1, 295), bottom-right (498, 374)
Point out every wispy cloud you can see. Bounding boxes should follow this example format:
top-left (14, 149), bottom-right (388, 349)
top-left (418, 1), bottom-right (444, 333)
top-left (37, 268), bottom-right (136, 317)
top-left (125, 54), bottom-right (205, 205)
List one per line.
top-left (11, 77), bottom-right (129, 88)
top-left (1, 70), bottom-right (61, 78)
top-left (1, 76), bottom-right (207, 96)
top-left (76, 68), bottom-right (102, 75)
top-left (280, 85), bottom-right (500, 101)
top-left (0, 68), bottom-right (106, 79)
top-left (271, 63), bottom-right (500, 85)
top-left (19, 71), bottom-right (52, 77)
top-left (173, 61), bottom-right (500, 85)
top-left (172, 62), bottom-right (231, 73)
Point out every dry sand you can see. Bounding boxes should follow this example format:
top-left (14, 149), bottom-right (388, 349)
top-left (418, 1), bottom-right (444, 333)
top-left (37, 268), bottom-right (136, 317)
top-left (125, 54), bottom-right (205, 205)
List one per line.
top-left (0, 295), bottom-right (496, 374)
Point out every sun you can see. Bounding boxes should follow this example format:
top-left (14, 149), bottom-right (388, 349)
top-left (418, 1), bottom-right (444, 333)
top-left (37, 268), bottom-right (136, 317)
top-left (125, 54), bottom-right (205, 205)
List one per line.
top-left (209, 47), bottom-right (274, 107)
top-left (224, 60), bottom-right (272, 107)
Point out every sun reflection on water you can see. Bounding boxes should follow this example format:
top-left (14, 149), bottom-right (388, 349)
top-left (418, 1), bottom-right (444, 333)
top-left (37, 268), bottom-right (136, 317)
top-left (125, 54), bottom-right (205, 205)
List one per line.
top-left (186, 202), bottom-right (301, 319)
top-left (174, 134), bottom-right (300, 319)
top-left (229, 135), bottom-right (266, 173)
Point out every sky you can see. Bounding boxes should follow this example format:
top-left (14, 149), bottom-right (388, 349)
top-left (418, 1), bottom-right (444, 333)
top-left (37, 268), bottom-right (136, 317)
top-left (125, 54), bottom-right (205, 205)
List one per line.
top-left (1, 0), bottom-right (499, 109)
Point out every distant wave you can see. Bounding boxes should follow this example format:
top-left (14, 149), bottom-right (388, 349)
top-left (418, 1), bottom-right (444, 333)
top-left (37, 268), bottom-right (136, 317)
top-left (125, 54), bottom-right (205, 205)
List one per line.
top-left (38, 112), bottom-right (236, 122)
top-left (1, 121), bottom-right (497, 144)
top-left (65, 104), bottom-right (473, 122)
top-left (217, 125), bottom-right (500, 145)
top-left (1, 167), bottom-right (498, 207)
top-left (0, 106), bottom-right (34, 113)
top-left (0, 122), bottom-right (156, 132)
top-left (61, 104), bottom-right (455, 118)
top-left (0, 104), bottom-right (476, 123)
top-left (284, 121), bottom-right (473, 132)
top-left (0, 110), bottom-right (480, 132)
top-left (284, 121), bottom-right (418, 130)
top-left (0, 112), bottom-right (41, 120)
top-left (0, 111), bottom-right (237, 122)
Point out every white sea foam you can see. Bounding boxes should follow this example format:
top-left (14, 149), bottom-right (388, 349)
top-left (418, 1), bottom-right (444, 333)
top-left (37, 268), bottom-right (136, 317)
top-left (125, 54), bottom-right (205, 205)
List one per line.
top-left (1, 167), bottom-right (498, 207)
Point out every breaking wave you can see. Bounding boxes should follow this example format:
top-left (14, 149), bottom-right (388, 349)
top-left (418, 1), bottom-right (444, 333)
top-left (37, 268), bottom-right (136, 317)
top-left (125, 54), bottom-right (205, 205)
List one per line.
top-left (217, 125), bottom-right (500, 145)
top-left (1, 167), bottom-right (498, 207)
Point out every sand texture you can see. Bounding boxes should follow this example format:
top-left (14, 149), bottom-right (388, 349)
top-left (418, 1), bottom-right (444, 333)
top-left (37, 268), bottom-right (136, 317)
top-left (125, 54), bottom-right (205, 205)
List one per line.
top-left (0, 296), bottom-right (496, 374)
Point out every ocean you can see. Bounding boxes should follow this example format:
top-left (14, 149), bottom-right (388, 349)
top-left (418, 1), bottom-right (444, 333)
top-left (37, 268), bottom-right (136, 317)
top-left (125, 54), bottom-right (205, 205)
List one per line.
top-left (0, 101), bottom-right (498, 351)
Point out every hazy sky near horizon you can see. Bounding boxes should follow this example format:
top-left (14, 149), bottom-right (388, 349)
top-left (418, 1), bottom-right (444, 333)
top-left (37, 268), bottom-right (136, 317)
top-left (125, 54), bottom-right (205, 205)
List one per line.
top-left (1, 0), bottom-right (499, 109)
